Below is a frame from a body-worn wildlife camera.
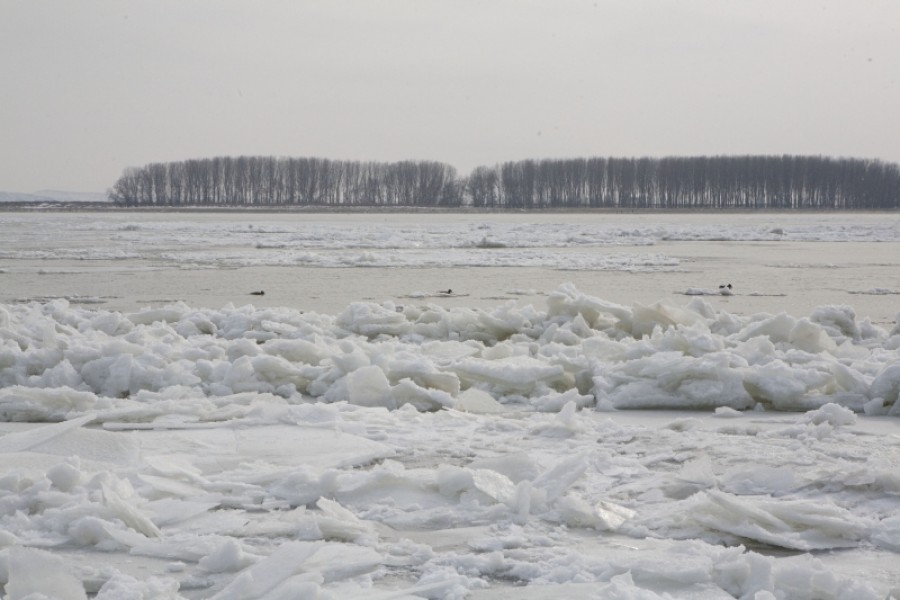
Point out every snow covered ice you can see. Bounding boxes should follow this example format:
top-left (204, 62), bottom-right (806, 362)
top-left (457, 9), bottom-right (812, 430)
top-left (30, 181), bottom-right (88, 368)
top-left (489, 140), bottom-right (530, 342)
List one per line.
top-left (1, 211), bottom-right (900, 598)
top-left (1, 278), bottom-right (900, 599)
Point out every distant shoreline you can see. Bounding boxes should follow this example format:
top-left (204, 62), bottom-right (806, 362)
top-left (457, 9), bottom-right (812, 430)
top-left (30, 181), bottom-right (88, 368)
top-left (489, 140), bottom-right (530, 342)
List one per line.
top-left (0, 202), bottom-right (897, 215)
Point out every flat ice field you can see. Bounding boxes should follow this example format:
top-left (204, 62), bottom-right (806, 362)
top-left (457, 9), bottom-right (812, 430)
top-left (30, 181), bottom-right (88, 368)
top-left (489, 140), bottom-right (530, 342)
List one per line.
top-left (1, 211), bottom-right (900, 599)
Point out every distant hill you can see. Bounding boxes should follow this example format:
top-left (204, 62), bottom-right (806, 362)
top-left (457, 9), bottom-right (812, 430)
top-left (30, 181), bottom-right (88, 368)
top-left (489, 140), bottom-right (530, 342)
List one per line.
top-left (0, 190), bottom-right (109, 203)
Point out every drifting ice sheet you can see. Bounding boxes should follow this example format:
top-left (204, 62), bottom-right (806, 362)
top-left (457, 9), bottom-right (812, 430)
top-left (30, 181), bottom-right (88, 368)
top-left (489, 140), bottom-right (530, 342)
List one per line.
top-left (1, 283), bottom-right (900, 598)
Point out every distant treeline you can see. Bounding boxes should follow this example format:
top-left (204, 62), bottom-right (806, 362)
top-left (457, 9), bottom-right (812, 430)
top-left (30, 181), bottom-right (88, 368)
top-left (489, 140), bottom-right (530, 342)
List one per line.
top-left (109, 155), bottom-right (900, 209)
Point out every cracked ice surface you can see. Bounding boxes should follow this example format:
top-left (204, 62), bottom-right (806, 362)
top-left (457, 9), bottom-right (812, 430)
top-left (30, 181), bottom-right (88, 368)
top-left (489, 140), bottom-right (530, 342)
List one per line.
top-left (1, 283), bottom-right (900, 598)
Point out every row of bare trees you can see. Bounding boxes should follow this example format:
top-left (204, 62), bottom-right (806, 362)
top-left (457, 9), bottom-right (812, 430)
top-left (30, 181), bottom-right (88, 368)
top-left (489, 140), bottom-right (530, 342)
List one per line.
top-left (109, 157), bottom-right (461, 207)
top-left (109, 155), bottom-right (900, 209)
top-left (471, 156), bottom-right (900, 209)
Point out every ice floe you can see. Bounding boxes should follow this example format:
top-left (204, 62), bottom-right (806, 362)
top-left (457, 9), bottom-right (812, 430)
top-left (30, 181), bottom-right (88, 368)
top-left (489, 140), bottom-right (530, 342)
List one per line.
top-left (1, 283), bottom-right (900, 598)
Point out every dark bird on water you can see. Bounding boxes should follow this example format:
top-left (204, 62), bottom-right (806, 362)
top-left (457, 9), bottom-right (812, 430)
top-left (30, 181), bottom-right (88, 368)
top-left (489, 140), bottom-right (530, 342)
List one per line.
top-left (250, 290), bottom-right (265, 296)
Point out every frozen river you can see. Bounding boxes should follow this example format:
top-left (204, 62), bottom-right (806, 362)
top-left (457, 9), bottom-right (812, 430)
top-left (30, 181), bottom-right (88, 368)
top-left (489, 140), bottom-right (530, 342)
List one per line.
top-left (1, 211), bottom-right (900, 325)
top-left (1, 210), bottom-right (900, 599)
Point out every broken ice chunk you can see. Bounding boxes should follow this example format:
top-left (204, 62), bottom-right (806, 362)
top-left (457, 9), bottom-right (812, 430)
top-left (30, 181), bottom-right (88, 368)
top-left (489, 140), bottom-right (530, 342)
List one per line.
top-left (6, 546), bottom-right (87, 600)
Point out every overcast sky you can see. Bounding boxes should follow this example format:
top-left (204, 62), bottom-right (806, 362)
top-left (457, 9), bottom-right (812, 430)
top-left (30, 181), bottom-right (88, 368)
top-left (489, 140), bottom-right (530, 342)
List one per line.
top-left (1, 0), bottom-right (898, 193)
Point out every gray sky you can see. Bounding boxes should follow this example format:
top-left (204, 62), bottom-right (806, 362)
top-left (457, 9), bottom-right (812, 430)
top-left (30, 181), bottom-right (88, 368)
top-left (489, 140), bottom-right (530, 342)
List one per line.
top-left (2, 0), bottom-right (898, 193)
